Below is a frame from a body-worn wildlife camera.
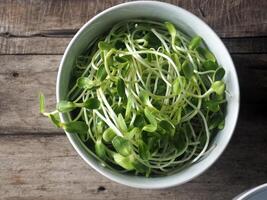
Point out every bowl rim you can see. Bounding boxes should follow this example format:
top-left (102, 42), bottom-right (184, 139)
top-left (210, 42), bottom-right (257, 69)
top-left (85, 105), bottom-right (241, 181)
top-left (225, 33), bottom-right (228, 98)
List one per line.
top-left (56, 0), bottom-right (240, 189)
top-left (234, 183), bottom-right (267, 200)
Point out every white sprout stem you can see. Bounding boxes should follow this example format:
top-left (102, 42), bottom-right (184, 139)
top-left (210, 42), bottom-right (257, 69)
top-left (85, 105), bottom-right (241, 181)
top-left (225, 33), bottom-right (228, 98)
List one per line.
top-left (151, 28), bottom-right (170, 53)
top-left (194, 70), bottom-right (215, 75)
top-left (97, 89), bottom-right (118, 126)
top-left (93, 110), bottom-right (123, 137)
top-left (183, 97), bottom-right (210, 163)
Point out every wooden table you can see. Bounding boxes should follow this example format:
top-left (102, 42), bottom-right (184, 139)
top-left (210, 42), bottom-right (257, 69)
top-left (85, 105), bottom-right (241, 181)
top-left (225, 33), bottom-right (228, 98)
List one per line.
top-left (0, 1), bottom-right (266, 199)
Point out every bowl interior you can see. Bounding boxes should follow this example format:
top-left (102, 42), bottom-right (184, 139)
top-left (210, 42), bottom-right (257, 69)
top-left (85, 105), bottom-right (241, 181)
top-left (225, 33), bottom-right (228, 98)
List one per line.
top-left (57, 1), bottom-right (239, 189)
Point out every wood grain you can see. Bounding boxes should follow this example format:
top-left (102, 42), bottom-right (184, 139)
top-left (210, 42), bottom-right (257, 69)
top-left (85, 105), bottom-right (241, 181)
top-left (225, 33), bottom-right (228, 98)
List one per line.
top-left (0, 1), bottom-right (266, 199)
top-left (1, 36), bottom-right (267, 55)
top-left (0, 0), bottom-right (266, 38)
top-left (0, 54), bottom-right (266, 134)
top-left (0, 36), bottom-right (71, 55)
top-left (0, 55), bottom-right (61, 134)
top-left (0, 107), bottom-right (266, 200)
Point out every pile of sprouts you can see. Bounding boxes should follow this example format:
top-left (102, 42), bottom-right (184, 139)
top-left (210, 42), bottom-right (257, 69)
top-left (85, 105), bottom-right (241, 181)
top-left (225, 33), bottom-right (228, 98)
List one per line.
top-left (40, 20), bottom-right (226, 176)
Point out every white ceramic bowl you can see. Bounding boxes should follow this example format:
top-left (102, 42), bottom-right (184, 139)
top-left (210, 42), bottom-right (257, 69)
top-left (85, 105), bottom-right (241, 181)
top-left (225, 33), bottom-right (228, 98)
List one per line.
top-left (56, 1), bottom-right (240, 189)
top-left (234, 184), bottom-right (267, 200)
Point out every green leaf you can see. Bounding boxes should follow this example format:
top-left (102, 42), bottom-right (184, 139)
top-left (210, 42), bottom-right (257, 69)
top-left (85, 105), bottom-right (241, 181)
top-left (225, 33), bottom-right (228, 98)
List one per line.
top-left (48, 113), bottom-right (62, 128)
top-left (159, 120), bottom-right (175, 136)
top-left (113, 153), bottom-right (134, 170)
top-left (165, 22), bottom-right (176, 39)
top-left (112, 136), bottom-right (132, 156)
top-left (83, 98), bottom-right (100, 109)
top-left (218, 119), bottom-right (225, 130)
top-left (117, 114), bottom-right (127, 132)
top-left (197, 47), bottom-right (216, 62)
top-left (57, 101), bottom-right (76, 113)
top-left (189, 36), bottom-right (202, 50)
top-left (103, 128), bottom-right (116, 143)
top-left (114, 56), bottom-right (128, 63)
top-left (138, 140), bottom-right (150, 160)
top-left (205, 100), bottom-right (220, 112)
top-left (209, 112), bottom-right (225, 130)
top-left (145, 32), bottom-right (161, 49)
top-left (203, 60), bottom-right (218, 71)
top-left (142, 107), bottom-right (157, 132)
top-left (182, 60), bottom-right (193, 79)
top-left (134, 114), bottom-right (146, 128)
top-left (125, 127), bottom-right (141, 140)
top-left (64, 121), bottom-right (88, 139)
top-left (213, 67), bottom-right (225, 81)
top-left (117, 78), bottom-right (126, 98)
top-left (142, 124), bottom-right (157, 133)
top-left (144, 107), bottom-right (157, 125)
top-left (95, 139), bottom-right (106, 160)
top-left (96, 121), bottom-right (104, 135)
top-left (211, 81), bottom-right (226, 95)
top-left (171, 53), bottom-right (181, 71)
top-left (77, 77), bottom-right (99, 90)
top-left (98, 41), bottom-right (113, 51)
top-left (131, 158), bottom-right (148, 173)
top-left (125, 97), bottom-right (133, 120)
top-left (172, 76), bottom-right (186, 95)
top-left (39, 92), bottom-right (45, 113)
top-left (172, 107), bottom-right (182, 125)
top-left (139, 89), bottom-right (151, 107)
top-left (96, 64), bottom-right (107, 81)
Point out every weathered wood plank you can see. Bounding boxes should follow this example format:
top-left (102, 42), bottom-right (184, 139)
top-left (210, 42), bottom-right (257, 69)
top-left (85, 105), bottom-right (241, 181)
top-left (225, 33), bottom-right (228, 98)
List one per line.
top-left (0, 107), bottom-right (266, 200)
top-left (1, 36), bottom-right (266, 55)
top-left (0, 55), bottom-right (61, 134)
top-left (0, 36), bottom-right (71, 55)
top-left (0, 0), bottom-right (266, 38)
top-left (0, 54), bottom-right (266, 134)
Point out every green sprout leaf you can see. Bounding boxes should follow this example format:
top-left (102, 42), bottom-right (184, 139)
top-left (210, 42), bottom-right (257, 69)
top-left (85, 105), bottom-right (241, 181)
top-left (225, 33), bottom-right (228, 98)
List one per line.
top-left (159, 120), bottom-right (175, 136)
top-left (138, 140), bottom-right (150, 160)
top-left (189, 36), bottom-right (202, 50)
top-left (98, 41), bottom-right (113, 51)
top-left (83, 98), bottom-right (100, 109)
top-left (213, 67), bottom-right (225, 81)
top-left (125, 127), bottom-right (141, 140)
top-left (165, 22), bottom-right (176, 40)
top-left (48, 113), bottom-right (62, 128)
top-left (77, 77), bottom-right (100, 90)
top-left (197, 47), bottom-right (216, 62)
top-left (103, 128), bottom-right (116, 143)
top-left (57, 101), bottom-right (76, 113)
top-left (205, 100), bottom-right (220, 112)
top-left (117, 78), bottom-right (126, 98)
top-left (139, 89), bottom-right (152, 107)
top-left (112, 136), bottom-right (132, 156)
top-left (182, 60), bottom-right (193, 79)
top-left (96, 64), bottom-right (107, 81)
top-left (63, 121), bottom-right (88, 138)
top-left (117, 114), bottom-right (127, 132)
top-left (95, 139), bottom-right (106, 160)
top-left (39, 92), bottom-right (45, 113)
top-left (172, 76), bottom-right (186, 95)
top-left (113, 153), bottom-right (134, 170)
top-left (209, 112), bottom-right (225, 130)
top-left (212, 81), bottom-right (226, 95)
top-left (203, 60), bottom-right (218, 71)
top-left (142, 107), bottom-right (157, 132)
